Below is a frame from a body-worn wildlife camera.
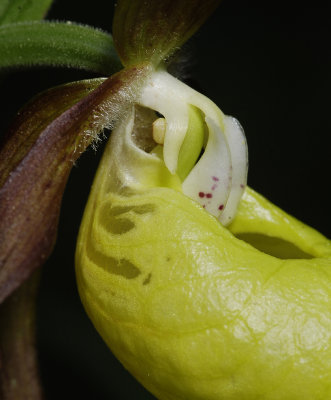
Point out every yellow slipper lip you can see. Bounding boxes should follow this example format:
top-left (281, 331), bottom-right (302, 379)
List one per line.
top-left (76, 122), bottom-right (331, 400)
top-left (75, 71), bottom-right (331, 400)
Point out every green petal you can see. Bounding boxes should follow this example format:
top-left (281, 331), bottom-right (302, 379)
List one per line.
top-left (113, 0), bottom-right (221, 67)
top-left (0, 0), bottom-right (53, 25)
top-left (0, 21), bottom-right (122, 75)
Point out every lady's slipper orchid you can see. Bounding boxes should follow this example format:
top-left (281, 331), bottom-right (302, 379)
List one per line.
top-left (0, 0), bottom-right (329, 399)
top-left (75, 0), bottom-right (331, 399)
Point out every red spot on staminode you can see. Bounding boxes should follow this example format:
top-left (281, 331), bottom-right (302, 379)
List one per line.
top-left (211, 184), bottom-right (217, 191)
top-left (240, 184), bottom-right (245, 189)
top-left (199, 192), bottom-right (205, 198)
top-left (206, 193), bottom-right (213, 198)
top-left (203, 204), bottom-right (206, 208)
top-left (218, 204), bottom-right (224, 210)
top-left (212, 176), bottom-right (219, 181)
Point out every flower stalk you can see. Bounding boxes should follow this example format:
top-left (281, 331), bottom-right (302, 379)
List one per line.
top-left (0, 271), bottom-right (43, 400)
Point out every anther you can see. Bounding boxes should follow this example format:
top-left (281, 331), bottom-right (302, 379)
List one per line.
top-left (152, 118), bottom-right (166, 145)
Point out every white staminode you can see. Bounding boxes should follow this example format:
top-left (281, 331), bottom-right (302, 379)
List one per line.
top-left (138, 69), bottom-right (248, 226)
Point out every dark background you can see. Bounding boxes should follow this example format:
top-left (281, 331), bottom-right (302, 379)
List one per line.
top-left (1, 0), bottom-right (330, 398)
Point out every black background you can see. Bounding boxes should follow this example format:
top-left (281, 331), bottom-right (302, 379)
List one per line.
top-left (1, 1), bottom-right (330, 399)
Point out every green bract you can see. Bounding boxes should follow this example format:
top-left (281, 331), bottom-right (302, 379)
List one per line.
top-left (0, 0), bottom-right (52, 25)
top-left (0, 21), bottom-right (121, 74)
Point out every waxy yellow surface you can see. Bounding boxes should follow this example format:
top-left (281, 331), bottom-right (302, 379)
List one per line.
top-left (76, 112), bottom-right (331, 400)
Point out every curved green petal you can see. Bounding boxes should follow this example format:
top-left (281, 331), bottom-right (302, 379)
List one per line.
top-left (0, 21), bottom-right (122, 75)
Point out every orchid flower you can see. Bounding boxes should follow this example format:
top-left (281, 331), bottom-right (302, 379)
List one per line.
top-left (76, 2), bottom-right (331, 400)
top-left (0, 1), bottom-right (330, 400)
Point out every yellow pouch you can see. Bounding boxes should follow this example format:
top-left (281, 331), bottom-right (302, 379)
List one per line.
top-left (76, 75), bottom-right (331, 400)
